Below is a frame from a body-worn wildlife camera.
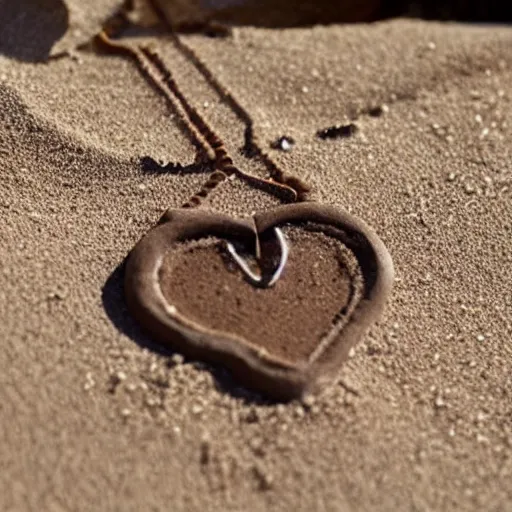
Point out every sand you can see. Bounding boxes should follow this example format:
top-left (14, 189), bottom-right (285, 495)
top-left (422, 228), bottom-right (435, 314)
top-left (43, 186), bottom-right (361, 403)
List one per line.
top-left (1, 1), bottom-right (511, 510)
top-left (160, 226), bottom-right (357, 364)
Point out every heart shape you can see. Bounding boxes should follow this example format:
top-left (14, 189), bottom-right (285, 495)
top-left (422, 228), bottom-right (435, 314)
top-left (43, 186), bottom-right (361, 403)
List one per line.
top-left (124, 203), bottom-right (394, 400)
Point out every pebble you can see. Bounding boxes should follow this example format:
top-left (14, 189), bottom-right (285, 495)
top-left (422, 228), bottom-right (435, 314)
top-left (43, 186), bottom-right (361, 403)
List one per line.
top-left (170, 353), bottom-right (184, 365)
top-left (294, 406), bottom-right (305, 419)
top-left (301, 394), bottom-right (315, 408)
top-left (271, 136), bottom-right (295, 152)
top-left (477, 433), bottom-right (489, 444)
top-left (480, 127), bottom-right (489, 138)
top-left (191, 404), bottom-right (204, 415)
top-left (84, 372), bottom-right (95, 391)
top-left (464, 183), bottom-right (476, 195)
top-left (112, 370), bottom-right (127, 382)
top-left (434, 396), bottom-right (446, 409)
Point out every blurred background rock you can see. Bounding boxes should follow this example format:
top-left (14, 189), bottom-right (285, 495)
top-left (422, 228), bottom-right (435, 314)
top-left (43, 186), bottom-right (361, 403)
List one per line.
top-left (0, 0), bottom-right (510, 63)
top-left (152, 0), bottom-right (512, 27)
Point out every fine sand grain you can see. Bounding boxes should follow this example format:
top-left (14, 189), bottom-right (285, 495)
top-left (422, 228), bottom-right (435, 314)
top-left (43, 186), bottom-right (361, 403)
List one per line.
top-left (1, 1), bottom-right (511, 510)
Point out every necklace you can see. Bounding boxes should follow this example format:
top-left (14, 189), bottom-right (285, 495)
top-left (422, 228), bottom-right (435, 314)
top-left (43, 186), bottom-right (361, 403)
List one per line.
top-left (95, 2), bottom-right (394, 400)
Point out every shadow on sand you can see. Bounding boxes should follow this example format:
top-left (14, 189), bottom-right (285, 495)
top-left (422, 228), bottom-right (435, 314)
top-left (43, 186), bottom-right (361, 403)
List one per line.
top-left (101, 259), bottom-right (274, 404)
top-left (0, 0), bottom-right (69, 61)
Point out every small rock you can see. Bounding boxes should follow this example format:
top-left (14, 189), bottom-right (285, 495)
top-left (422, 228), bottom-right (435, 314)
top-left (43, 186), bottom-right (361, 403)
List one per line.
top-left (464, 183), bottom-right (476, 195)
top-left (317, 123), bottom-right (358, 140)
top-left (270, 136), bottom-right (295, 152)
top-left (108, 371), bottom-right (127, 393)
top-left (294, 406), bottom-right (305, 419)
top-left (170, 353), bottom-right (184, 366)
top-left (477, 433), bottom-right (489, 444)
top-left (191, 404), bottom-right (204, 415)
top-left (434, 396), bottom-right (446, 409)
top-left (244, 407), bottom-right (260, 423)
top-left (368, 105), bottom-right (388, 117)
top-left (301, 394), bottom-right (315, 409)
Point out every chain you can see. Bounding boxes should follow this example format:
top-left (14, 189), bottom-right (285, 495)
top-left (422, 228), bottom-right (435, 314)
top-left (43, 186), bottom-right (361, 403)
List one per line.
top-left (168, 33), bottom-right (311, 201)
top-left (94, 2), bottom-right (312, 208)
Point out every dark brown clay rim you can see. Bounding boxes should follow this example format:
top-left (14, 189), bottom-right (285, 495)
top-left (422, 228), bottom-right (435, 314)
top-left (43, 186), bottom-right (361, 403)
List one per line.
top-left (124, 203), bottom-right (394, 400)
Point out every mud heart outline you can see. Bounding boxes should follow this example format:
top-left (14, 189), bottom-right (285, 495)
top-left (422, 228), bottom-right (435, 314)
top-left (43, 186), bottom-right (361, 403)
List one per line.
top-left (124, 202), bottom-right (394, 400)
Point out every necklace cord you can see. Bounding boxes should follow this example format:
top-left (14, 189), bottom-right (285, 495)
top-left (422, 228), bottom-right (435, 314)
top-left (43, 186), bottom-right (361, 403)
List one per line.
top-left (94, 2), bottom-right (311, 208)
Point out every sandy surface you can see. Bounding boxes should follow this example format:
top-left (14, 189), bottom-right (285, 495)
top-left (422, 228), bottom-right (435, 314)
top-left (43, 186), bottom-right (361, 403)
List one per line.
top-left (1, 1), bottom-right (511, 510)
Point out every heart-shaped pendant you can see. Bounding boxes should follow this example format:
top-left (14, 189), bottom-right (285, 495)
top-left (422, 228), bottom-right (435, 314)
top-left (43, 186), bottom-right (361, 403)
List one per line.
top-left (124, 202), bottom-right (394, 400)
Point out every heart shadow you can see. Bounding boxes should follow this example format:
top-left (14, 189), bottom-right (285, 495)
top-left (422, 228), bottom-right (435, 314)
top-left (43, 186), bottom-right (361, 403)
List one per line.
top-left (101, 260), bottom-right (275, 403)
